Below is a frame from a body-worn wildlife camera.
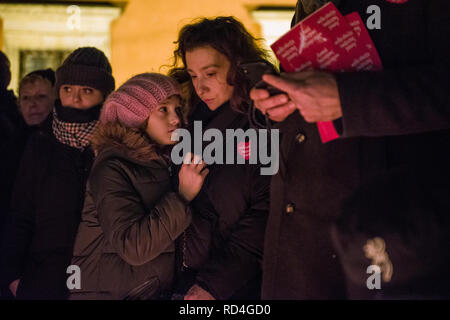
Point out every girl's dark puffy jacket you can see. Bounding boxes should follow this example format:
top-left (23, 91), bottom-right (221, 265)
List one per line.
top-left (69, 124), bottom-right (191, 300)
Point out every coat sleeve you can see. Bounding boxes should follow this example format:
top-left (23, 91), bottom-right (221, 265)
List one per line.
top-left (194, 167), bottom-right (270, 300)
top-left (90, 159), bottom-right (192, 267)
top-left (336, 1), bottom-right (450, 138)
top-left (0, 136), bottom-right (37, 288)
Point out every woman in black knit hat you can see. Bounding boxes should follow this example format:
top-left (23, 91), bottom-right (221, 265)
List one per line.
top-left (0, 47), bottom-right (115, 299)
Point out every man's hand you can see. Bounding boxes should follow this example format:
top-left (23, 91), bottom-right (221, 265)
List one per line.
top-left (9, 279), bottom-right (20, 297)
top-left (250, 86), bottom-right (296, 122)
top-left (250, 71), bottom-right (342, 123)
top-left (184, 284), bottom-right (216, 300)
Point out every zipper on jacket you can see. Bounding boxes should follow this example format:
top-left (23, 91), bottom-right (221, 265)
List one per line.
top-left (181, 230), bottom-right (189, 271)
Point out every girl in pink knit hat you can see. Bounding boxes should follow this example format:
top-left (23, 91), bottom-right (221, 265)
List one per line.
top-left (69, 73), bottom-right (208, 300)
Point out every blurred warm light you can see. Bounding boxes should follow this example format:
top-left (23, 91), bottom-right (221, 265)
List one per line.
top-left (0, 0), bottom-right (296, 92)
top-left (251, 7), bottom-right (294, 46)
top-left (0, 3), bottom-right (120, 93)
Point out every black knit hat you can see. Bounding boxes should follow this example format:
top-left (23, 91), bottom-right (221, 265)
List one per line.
top-left (56, 47), bottom-right (115, 97)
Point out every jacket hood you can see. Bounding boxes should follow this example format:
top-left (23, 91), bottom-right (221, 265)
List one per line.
top-left (90, 122), bottom-right (169, 167)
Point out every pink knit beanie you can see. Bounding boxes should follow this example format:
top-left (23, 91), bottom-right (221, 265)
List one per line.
top-left (100, 73), bottom-right (181, 127)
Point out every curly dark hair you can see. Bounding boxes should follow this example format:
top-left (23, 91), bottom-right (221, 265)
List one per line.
top-left (170, 16), bottom-right (272, 114)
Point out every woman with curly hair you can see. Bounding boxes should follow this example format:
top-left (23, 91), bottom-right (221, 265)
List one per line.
top-left (170, 16), bottom-right (274, 300)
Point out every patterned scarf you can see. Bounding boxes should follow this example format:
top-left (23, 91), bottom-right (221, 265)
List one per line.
top-left (52, 102), bottom-right (100, 149)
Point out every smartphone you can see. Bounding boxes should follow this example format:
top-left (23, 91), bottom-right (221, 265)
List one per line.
top-left (239, 61), bottom-right (283, 96)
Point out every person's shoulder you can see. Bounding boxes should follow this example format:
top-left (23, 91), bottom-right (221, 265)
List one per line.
top-left (88, 155), bottom-right (127, 192)
top-left (95, 145), bottom-right (168, 170)
top-left (25, 124), bottom-right (53, 149)
top-left (38, 113), bottom-right (54, 133)
top-left (91, 151), bottom-right (125, 174)
top-left (0, 89), bottom-right (18, 109)
top-left (16, 125), bottom-right (57, 175)
top-left (90, 153), bottom-right (170, 196)
top-left (27, 122), bottom-right (57, 154)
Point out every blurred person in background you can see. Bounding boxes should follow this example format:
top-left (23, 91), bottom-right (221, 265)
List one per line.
top-left (0, 50), bottom-right (21, 246)
top-left (18, 68), bottom-right (56, 127)
top-left (1, 70), bottom-right (56, 295)
top-left (0, 52), bottom-right (22, 299)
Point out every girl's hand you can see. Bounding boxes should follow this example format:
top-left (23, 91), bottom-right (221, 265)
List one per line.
top-left (9, 279), bottom-right (20, 297)
top-left (178, 153), bottom-right (209, 202)
top-left (184, 284), bottom-right (216, 300)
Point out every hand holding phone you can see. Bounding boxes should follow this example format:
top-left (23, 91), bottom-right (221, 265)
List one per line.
top-left (239, 61), bottom-right (284, 96)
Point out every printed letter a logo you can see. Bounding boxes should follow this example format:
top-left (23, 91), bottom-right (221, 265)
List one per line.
top-left (366, 265), bottom-right (382, 289)
top-left (366, 5), bottom-right (381, 30)
top-left (66, 265), bottom-right (81, 290)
